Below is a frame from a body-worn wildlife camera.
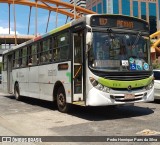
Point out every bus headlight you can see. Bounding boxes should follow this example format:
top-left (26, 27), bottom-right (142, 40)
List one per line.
top-left (89, 77), bottom-right (110, 93)
top-left (145, 80), bottom-right (154, 90)
top-left (89, 77), bottom-right (98, 87)
top-left (103, 86), bottom-right (110, 93)
top-left (96, 84), bottom-right (104, 90)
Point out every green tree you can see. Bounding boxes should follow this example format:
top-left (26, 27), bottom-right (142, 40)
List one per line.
top-left (152, 59), bottom-right (160, 69)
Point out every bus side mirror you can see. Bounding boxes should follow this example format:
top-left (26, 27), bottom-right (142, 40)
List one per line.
top-left (86, 25), bottom-right (93, 53)
top-left (86, 32), bottom-right (92, 45)
top-left (86, 32), bottom-right (92, 53)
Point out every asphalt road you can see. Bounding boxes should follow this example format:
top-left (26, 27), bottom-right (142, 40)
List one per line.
top-left (0, 87), bottom-right (160, 145)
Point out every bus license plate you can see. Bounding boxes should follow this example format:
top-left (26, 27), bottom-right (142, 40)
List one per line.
top-left (124, 94), bottom-right (135, 99)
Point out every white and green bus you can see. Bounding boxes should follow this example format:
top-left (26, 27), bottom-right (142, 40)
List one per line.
top-left (2, 14), bottom-right (154, 112)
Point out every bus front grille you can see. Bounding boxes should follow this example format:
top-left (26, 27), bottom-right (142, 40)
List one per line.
top-left (105, 75), bottom-right (150, 81)
top-left (110, 93), bottom-right (146, 102)
top-left (111, 86), bottom-right (144, 91)
top-left (92, 71), bottom-right (152, 81)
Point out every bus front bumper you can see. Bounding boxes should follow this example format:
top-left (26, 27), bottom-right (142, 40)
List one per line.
top-left (86, 87), bottom-right (154, 106)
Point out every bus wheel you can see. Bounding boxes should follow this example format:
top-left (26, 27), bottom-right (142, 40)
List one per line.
top-left (57, 86), bottom-right (69, 113)
top-left (14, 83), bottom-right (21, 100)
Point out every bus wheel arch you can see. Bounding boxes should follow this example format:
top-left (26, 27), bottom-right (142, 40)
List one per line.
top-left (53, 81), bottom-right (70, 113)
top-left (14, 82), bottom-right (21, 100)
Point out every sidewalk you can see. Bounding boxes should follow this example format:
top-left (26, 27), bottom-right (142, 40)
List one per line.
top-left (0, 84), bottom-right (11, 96)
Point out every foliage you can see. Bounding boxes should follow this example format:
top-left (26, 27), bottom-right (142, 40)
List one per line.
top-left (150, 40), bottom-right (154, 46)
top-left (152, 59), bottom-right (160, 69)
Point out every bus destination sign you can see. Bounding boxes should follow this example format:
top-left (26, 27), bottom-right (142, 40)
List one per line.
top-left (117, 20), bottom-right (134, 29)
top-left (91, 15), bottom-right (149, 31)
top-left (99, 18), bottom-right (134, 29)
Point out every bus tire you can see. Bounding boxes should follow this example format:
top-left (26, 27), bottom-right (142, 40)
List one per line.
top-left (57, 86), bottom-right (69, 113)
top-left (14, 83), bottom-right (21, 100)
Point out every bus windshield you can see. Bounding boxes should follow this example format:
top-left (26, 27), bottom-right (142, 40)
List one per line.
top-left (89, 31), bottom-right (150, 71)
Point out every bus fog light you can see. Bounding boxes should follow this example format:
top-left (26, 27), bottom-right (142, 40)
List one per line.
top-left (110, 95), bottom-right (115, 99)
top-left (143, 92), bottom-right (147, 98)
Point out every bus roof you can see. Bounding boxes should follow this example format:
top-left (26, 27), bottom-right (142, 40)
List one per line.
top-left (2, 22), bottom-right (72, 55)
top-left (3, 14), bottom-right (148, 55)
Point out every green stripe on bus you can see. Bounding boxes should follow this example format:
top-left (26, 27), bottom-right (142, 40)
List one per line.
top-left (49, 23), bottom-right (71, 35)
top-left (66, 72), bottom-right (71, 83)
top-left (98, 76), bottom-right (153, 89)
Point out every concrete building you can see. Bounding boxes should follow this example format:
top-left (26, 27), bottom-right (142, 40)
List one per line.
top-left (86, 0), bottom-right (160, 34)
top-left (70, 0), bottom-right (86, 17)
top-left (0, 35), bottom-right (34, 63)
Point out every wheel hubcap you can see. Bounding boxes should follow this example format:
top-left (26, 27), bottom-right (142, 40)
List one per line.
top-left (58, 93), bottom-right (65, 107)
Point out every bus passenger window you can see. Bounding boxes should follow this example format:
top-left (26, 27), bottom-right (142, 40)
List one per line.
top-left (22, 57), bottom-right (27, 67)
top-left (60, 46), bottom-right (69, 60)
top-left (14, 50), bottom-right (19, 68)
top-left (39, 39), bottom-right (50, 64)
top-left (40, 54), bottom-right (46, 63)
top-left (31, 56), bottom-right (36, 65)
top-left (31, 44), bottom-right (38, 65)
top-left (45, 54), bottom-right (48, 62)
top-left (45, 51), bottom-right (52, 62)
top-left (22, 47), bottom-right (27, 67)
top-left (53, 48), bottom-right (60, 61)
top-left (48, 50), bottom-right (52, 62)
top-left (28, 56), bottom-right (32, 66)
top-left (3, 55), bottom-right (7, 71)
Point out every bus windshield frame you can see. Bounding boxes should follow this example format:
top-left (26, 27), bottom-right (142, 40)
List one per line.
top-left (88, 28), bottom-right (151, 72)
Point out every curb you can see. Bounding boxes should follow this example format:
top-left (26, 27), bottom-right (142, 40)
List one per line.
top-left (0, 90), bottom-right (11, 96)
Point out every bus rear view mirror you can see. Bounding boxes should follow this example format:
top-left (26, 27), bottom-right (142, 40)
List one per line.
top-left (86, 25), bottom-right (93, 53)
top-left (86, 32), bottom-right (92, 45)
top-left (86, 33), bottom-right (92, 53)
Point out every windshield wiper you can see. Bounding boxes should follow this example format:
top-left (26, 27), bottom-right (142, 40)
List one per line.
top-left (132, 32), bottom-right (141, 49)
top-left (107, 28), bottom-right (115, 39)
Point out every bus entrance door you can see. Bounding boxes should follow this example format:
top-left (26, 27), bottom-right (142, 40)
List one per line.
top-left (7, 55), bottom-right (12, 93)
top-left (73, 33), bottom-right (84, 102)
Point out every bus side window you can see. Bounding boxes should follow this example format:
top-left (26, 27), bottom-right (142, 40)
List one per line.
top-left (41, 41), bottom-right (46, 63)
top-left (45, 48), bottom-right (52, 62)
top-left (28, 57), bottom-right (32, 66)
top-left (53, 48), bottom-right (60, 61)
top-left (22, 47), bottom-right (27, 67)
top-left (53, 32), bottom-right (69, 61)
top-left (53, 36), bottom-right (59, 61)
top-left (40, 55), bottom-right (46, 63)
top-left (12, 52), bottom-right (15, 68)
top-left (19, 49), bottom-right (22, 67)
top-left (3, 55), bottom-right (7, 71)
top-left (48, 38), bottom-right (53, 62)
top-left (48, 49), bottom-right (52, 62)
top-left (28, 46), bottom-right (32, 66)
top-left (40, 39), bottom-right (50, 63)
top-left (14, 50), bottom-right (19, 68)
top-left (31, 43), bottom-right (38, 65)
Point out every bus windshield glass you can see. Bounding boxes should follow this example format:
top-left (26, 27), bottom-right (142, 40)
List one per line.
top-left (89, 32), bottom-right (150, 71)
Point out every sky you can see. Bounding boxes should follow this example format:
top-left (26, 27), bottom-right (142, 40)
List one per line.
top-left (0, 0), bottom-right (70, 35)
